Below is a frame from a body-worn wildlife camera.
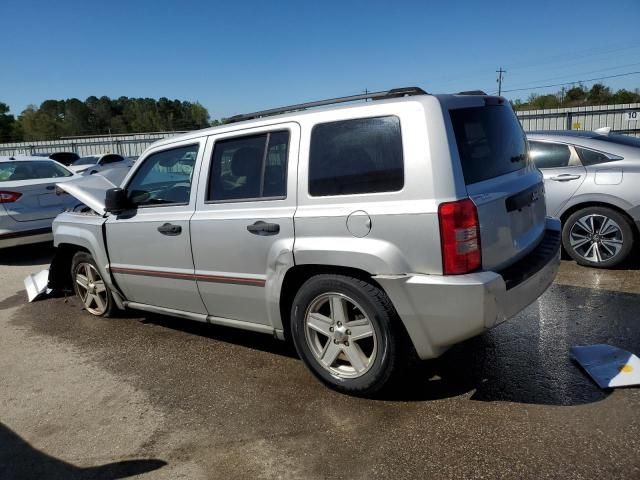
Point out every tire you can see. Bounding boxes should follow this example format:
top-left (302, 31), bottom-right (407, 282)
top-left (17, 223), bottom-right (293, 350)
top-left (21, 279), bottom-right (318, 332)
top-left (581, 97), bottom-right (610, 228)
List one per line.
top-left (290, 274), bottom-right (411, 396)
top-left (71, 251), bottom-right (116, 317)
top-left (562, 206), bottom-right (635, 268)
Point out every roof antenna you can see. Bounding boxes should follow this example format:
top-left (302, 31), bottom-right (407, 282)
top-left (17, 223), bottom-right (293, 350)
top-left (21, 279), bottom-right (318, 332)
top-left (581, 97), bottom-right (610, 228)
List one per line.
top-left (594, 126), bottom-right (611, 136)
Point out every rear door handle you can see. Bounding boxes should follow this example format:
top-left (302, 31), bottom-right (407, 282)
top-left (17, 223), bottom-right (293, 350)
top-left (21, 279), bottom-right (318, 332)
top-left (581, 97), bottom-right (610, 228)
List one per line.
top-left (46, 185), bottom-right (55, 190)
top-left (157, 223), bottom-right (182, 236)
top-left (550, 174), bottom-right (581, 181)
top-left (247, 221), bottom-right (280, 236)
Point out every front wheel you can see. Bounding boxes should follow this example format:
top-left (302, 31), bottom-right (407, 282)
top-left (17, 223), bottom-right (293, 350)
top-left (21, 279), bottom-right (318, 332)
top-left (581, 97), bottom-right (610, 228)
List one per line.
top-left (562, 206), bottom-right (635, 268)
top-left (290, 274), bottom-right (411, 396)
top-left (71, 251), bottom-right (115, 317)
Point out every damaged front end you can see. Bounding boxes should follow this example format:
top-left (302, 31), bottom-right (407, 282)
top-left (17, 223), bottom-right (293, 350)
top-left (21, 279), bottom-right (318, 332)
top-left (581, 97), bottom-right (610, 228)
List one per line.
top-left (24, 173), bottom-right (117, 302)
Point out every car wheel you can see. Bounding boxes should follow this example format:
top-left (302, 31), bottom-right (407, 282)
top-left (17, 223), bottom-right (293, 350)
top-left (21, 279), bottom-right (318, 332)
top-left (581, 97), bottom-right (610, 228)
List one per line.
top-left (562, 206), bottom-right (635, 268)
top-left (290, 274), bottom-right (411, 396)
top-left (71, 251), bottom-right (115, 317)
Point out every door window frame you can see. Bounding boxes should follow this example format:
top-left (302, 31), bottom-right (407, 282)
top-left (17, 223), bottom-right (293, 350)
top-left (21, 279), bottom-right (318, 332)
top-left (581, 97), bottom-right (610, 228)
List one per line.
top-left (121, 136), bottom-right (207, 210)
top-left (196, 122), bottom-right (299, 208)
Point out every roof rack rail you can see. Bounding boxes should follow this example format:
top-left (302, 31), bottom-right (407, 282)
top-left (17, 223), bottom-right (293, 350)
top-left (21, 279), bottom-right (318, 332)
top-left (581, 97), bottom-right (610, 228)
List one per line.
top-left (226, 86), bottom-right (428, 123)
top-left (457, 90), bottom-right (488, 95)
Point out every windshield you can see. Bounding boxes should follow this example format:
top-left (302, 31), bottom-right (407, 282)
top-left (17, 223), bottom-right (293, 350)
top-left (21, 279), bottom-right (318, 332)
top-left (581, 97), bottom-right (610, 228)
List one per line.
top-left (450, 105), bottom-right (528, 185)
top-left (73, 156), bottom-right (100, 166)
top-left (0, 161), bottom-right (73, 181)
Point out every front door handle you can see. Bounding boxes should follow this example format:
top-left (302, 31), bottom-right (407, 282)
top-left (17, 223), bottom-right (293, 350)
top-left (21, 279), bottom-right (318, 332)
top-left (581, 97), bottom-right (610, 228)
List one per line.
top-left (46, 185), bottom-right (55, 190)
top-left (550, 174), bottom-right (581, 181)
top-left (247, 221), bottom-right (280, 236)
top-left (157, 223), bottom-right (182, 236)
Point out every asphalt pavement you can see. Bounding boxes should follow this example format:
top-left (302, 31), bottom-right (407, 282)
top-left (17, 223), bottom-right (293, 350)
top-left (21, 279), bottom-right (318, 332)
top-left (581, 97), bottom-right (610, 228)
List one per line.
top-left (0, 244), bottom-right (639, 479)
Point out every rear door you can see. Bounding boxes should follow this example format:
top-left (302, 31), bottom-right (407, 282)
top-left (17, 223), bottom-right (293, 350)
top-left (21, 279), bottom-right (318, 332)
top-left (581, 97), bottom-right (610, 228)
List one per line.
top-left (529, 140), bottom-right (586, 216)
top-left (0, 161), bottom-right (76, 222)
top-left (190, 123), bottom-right (298, 326)
top-left (447, 99), bottom-right (547, 270)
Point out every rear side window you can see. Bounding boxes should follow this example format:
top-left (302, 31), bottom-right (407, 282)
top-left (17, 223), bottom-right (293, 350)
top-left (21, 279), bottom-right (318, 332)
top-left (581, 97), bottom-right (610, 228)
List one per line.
top-left (308, 116), bottom-right (404, 196)
top-left (0, 161), bottom-right (72, 182)
top-left (529, 141), bottom-right (571, 168)
top-left (450, 105), bottom-right (528, 184)
top-left (575, 147), bottom-right (616, 166)
top-left (208, 130), bottom-right (289, 201)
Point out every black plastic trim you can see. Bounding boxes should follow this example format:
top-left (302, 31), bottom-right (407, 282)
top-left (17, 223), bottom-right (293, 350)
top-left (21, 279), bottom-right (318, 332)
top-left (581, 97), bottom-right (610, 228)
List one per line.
top-left (498, 228), bottom-right (560, 290)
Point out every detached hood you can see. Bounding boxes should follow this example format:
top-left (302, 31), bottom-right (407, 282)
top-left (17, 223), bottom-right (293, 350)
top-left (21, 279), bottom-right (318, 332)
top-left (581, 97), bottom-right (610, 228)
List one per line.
top-left (56, 173), bottom-right (117, 216)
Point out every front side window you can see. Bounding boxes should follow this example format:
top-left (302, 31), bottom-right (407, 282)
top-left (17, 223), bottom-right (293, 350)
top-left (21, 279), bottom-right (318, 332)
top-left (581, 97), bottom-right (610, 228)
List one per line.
top-left (529, 141), bottom-right (571, 169)
top-left (575, 146), bottom-right (617, 166)
top-left (127, 144), bottom-right (198, 206)
top-left (208, 130), bottom-right (289, 201)
top-left (309, 116), bottom-right (404, 196)
top-left (0, 161), bottom-right (72, 182)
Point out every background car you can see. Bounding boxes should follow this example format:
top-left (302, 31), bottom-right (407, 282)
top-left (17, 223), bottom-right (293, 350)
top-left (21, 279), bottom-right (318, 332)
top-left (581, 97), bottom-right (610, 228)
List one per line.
top-left (67, 153), bottom-right (133, 175)
top-left (528, 130), bottom-right (640, 268)
top-left (0, 156), bottom-right (81, 248)
top-left (33, 151), bottom-right (80, 166)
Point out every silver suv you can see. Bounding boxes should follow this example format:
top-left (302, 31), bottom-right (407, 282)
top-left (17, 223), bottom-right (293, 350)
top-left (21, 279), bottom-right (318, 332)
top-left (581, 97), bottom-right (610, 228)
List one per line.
top-left (51, 88), bottom-right (560, 395)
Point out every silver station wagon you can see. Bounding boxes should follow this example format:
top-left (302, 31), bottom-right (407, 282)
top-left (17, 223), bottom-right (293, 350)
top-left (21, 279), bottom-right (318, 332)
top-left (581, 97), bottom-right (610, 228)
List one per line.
top-left (50, 88), bottom-right (561, 395)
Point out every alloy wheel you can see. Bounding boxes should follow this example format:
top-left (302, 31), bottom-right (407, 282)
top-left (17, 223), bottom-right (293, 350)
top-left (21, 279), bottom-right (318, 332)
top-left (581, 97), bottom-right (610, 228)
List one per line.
top-left (304, 292), bottom-right (378, 379)
top-left (75, 262), bottom-right (109, 315)
top-left (569, 214), bottom-right (624, 263)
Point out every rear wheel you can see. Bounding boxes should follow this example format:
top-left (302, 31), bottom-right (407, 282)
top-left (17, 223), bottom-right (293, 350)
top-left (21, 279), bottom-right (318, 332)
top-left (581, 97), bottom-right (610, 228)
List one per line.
top-left (562, 206), bottom-right (635, 268)
top-left (290, 274), bottom-right (411, 396)
top-left (71, 251), bottom-right (115, 317)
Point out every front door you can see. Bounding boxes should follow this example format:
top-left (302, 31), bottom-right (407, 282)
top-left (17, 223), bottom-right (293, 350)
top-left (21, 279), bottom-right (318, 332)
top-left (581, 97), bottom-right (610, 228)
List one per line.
top-left (190, 123), bottom-right (299, 325)
top-left (105, 139), bottom-right (207, 314)
top-left (529, 140), bottom-right (586, 216)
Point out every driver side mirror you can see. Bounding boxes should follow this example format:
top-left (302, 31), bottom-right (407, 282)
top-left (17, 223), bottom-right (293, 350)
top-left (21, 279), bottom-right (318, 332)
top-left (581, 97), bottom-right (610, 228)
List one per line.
top-left (105, 188), bottom-right (128, 213)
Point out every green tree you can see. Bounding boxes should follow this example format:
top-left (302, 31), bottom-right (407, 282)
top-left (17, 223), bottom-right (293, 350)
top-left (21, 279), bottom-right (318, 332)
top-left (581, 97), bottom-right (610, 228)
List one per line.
top-left (0, 102), bottom-right (18, 141)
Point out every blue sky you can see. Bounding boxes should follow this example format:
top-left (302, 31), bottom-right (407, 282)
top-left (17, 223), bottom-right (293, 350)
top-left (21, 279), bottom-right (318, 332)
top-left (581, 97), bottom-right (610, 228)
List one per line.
top-left (1, 0), bottom-right (639, 121)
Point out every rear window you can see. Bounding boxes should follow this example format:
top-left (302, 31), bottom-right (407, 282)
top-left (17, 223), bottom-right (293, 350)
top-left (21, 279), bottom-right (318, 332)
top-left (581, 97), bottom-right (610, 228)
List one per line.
top-left (309, 116), bottom-right (404, 196)
top-left (595, 134), bottom-right (640, 148)
top-left (0, 161), bottom-right (73, 182)
top-left (450, 105), bottom-right (528, 184)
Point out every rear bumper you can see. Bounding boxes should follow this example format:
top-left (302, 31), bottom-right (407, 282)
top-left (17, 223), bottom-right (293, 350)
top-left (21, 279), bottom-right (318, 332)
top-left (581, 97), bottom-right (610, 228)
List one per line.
top-left (376, 217), bottom-right (561, 360)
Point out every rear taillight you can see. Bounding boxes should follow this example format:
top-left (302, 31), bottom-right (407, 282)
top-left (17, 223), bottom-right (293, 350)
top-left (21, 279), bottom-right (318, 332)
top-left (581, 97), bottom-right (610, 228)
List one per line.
top-left (438, 198), bottom-right (481, 275)
top-left (0, 191), bottom-right (22, 203)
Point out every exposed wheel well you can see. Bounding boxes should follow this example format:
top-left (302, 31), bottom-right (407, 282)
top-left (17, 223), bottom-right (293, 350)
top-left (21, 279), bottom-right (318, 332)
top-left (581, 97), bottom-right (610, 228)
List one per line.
top-left (278, 265), bottom-right (386, 341)
top-left (49, 243), bottom-right (90, 291)
top-left (560, 202), bottom-right (639, 236)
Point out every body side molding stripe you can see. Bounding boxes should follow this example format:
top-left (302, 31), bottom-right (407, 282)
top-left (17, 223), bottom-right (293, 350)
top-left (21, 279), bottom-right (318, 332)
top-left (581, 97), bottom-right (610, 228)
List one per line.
top-left (110, 266), bottom-right (266, 287)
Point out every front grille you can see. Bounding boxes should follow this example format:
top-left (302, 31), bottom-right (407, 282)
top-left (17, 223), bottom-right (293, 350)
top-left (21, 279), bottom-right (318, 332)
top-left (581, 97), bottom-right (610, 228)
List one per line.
top-left (498, 228), bottom-right (561, 290)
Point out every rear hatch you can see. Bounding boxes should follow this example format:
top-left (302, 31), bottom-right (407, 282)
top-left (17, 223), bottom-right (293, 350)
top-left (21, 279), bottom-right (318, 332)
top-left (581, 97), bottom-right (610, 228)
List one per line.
top-left (447, 97), bottom-right (546, 271)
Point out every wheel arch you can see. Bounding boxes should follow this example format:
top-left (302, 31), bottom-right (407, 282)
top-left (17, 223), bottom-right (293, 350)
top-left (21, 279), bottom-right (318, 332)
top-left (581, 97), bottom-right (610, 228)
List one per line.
top-left (560, 201), bottom-right (639, 237)
top-left (48, 243), bottom-right (90, 291)
top-left (278, 264), bottom-right (388, 342)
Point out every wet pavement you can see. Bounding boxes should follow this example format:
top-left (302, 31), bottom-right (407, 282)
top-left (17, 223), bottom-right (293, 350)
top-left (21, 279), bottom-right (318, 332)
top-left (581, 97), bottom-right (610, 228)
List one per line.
top-left (0, 244), bottom-right (639, 479)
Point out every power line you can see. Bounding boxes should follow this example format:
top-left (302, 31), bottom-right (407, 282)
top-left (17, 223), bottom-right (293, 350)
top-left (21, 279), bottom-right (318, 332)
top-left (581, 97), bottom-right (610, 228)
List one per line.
top-left (504, 62), bottom-right (640, 91)
top-left (498, 70), bottom-right (640, 94)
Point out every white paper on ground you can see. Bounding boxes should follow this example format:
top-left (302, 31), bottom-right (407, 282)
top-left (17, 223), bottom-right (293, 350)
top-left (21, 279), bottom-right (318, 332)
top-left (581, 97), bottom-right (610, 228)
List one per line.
top-left (24, 269), bottom-right (51, 302)
top-left (571, 344), bottom-right (640, 389)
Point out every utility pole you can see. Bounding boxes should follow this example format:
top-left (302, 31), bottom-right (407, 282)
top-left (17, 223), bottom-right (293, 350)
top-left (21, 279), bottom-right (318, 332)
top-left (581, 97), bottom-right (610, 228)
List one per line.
top-left (496, 67), bottom-right (506, 96)
top-left (364, 88), bottom-right (369, 101)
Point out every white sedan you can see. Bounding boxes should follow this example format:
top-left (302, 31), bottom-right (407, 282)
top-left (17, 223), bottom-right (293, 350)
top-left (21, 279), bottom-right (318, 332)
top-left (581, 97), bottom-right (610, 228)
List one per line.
top-left (0, 156), bottom-right (81, 249)
top-left (67, 153), bottom-right (134, 175)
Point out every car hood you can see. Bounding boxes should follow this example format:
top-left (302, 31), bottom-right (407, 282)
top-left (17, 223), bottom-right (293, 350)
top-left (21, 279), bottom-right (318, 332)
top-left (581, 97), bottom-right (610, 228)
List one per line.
top-left (55, 174), bottom-right (117, 216)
